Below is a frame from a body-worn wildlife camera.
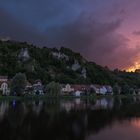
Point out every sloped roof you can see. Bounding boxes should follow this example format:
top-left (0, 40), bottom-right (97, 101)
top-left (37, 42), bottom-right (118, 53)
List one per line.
top-left (71, 84), bottom-right (90, 91)
top-left (0, 76), bottom-right (8, 79)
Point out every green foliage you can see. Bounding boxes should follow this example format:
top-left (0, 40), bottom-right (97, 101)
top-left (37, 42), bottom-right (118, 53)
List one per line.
top-left (1, 40), bottom-right (140, 87)
top-left (46, 81), bottom-right (61, 97)
top-left (11, 73), bottom-right (27, 96)
top-left (113, 84), bottom-right (121, 95)
top-left (121, 84), bottom-right (130, 94)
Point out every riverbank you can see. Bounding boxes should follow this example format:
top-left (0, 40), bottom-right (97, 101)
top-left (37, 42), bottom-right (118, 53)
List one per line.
top-left (0, 94), bottom-right (138, 101)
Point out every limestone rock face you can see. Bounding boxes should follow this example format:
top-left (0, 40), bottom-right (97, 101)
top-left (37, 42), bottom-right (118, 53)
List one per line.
top-left (71, 60), bottom-right (81, 71)
top-left (81, 68), bottom-right (87, 79)
top-left (18, 48), bottom-right (30, 62)
top-left (52, 52), bottom-right (69, 61)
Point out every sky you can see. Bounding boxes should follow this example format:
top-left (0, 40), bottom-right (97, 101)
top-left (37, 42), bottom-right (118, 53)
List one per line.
top-left (1, 0), bottom-right (140, 71)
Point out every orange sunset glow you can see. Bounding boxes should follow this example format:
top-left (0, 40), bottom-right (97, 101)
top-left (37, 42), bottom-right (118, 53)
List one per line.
top-left (119, 33), bottom-right (140, 72)
top-left (131, 119), bottom-right (140, 128)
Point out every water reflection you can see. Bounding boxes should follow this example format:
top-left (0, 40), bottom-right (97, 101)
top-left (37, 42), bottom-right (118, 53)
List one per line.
top-left (0, 101), bottom-right (9, 121)
top-left (0, 97), bottom-right (140, 140)
top-left (32, 100), bottom-right (43, 115)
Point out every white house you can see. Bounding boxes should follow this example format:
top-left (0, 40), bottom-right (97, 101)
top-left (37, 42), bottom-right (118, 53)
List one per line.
top-left (90, 85), bottom-right (108, 95)
top-left (0, 76), bottom-right (9, 95)
top-left (100, 86), bottom-right (107, 95)
top-left (105, 85), bottom-right (113, 95)
top-left (24, 81), bottom-right (33, 95)
top-left (62, 84), bottom-right (74, 94)
top-left (74, 90), bottom-right (81, 97)
top-left (90, 85), bottom-right (101, 94)
top-left (1, 82), bottom-right (9, 95)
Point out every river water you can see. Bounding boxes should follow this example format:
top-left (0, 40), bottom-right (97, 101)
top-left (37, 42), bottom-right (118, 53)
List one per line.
top-left (0, 97), bottom-right (140, 140)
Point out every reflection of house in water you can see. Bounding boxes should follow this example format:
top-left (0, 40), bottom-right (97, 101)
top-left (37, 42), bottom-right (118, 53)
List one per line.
top-left (61, 99), bottom-right (87, 112)
top-left (91, 98), bottom-right (114, 110)
top-left (0, 101), bottom-right (9, 121)
top-left (32, 100), bottom-right (43, 115)
top-left (21, 102), bottom-right (29, 115)
top-left (61, 101), bottom-right (75, 112)
top-left (90, 85), bottom-right (113, 95)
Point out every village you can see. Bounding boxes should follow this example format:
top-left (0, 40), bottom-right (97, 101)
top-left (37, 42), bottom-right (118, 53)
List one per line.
top-left (0, 74), bottom-right (139, 97)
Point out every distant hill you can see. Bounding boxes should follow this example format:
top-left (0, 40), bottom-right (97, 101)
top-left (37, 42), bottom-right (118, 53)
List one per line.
top-left (0, 40), bottom-right (140, 87)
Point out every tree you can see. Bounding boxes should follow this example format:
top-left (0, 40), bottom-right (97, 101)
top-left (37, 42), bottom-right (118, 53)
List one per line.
top-left (121, 84), bottom-right (130, 94)
top-left (46, 82), bottom-right (61, 97)
top-left (11, 73), bottom-right (27, 96)
top-left (129, 88), bottom-right (135, 95)
top-left (113, 83), bottom-right (121, 95)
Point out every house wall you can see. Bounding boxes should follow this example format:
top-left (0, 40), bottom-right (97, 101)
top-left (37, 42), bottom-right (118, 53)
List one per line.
top-left (62, 84), bottom-right (74, 93)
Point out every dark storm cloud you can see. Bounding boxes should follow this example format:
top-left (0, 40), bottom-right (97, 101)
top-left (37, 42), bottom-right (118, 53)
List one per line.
top-left (0, 9), bottom-right (48, 46)
top-left (47, 15), bottom-right (139, 69)
top-left (1, 0), bottom-right (140, 69)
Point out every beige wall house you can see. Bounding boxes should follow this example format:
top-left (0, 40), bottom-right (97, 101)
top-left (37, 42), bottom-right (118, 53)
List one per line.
top-left (62, 84), bottom-right (74, 94)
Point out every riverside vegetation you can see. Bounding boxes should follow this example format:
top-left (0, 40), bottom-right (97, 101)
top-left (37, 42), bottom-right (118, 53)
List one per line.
top-left (1, 40), bottom-right (140, 95)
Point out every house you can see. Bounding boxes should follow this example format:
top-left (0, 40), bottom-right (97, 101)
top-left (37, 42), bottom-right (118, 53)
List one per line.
top-left (25, 81), bottom-right (33, 95)
top-left (1, 82), bottom-right (9, 95)
top-left (71, 85), bottom-right (90, 96)
top-left (90, 85), bottom-right (103, 94)
top-left (90, 85), bottom-right (107, 95)
top-left (74, 91), bottom-right (81, 97)
top-left (90, 85), bottom-right (100, 94)
top-left (100, 86), bottom-right (107, 95)
top-left (62, 84), bottom-right (90, 96)
top-left (0, 76), bottom-right (9, 95)
top-left (33, 80), bottom-right (44, 95)
top-left (105, 85), bottom-right (113, 95)
top-left (26, 81), bottom-right (32, 89)
top-left (61, 84), bottom-right (74, 94)
top-left (105, 86), bottom-right (113, 93)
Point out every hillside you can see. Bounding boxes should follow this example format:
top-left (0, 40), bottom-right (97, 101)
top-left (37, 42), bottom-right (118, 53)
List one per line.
top-left (0, 40), bottom-right (140, 87)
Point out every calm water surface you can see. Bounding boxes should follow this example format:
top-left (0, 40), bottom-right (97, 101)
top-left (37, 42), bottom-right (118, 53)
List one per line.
top-left (0, 97), bottom-right (140, 140)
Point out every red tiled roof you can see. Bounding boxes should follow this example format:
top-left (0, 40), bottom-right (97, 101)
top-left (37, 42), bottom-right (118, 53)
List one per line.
top-left (71, 84), bottom-right (90, 91)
